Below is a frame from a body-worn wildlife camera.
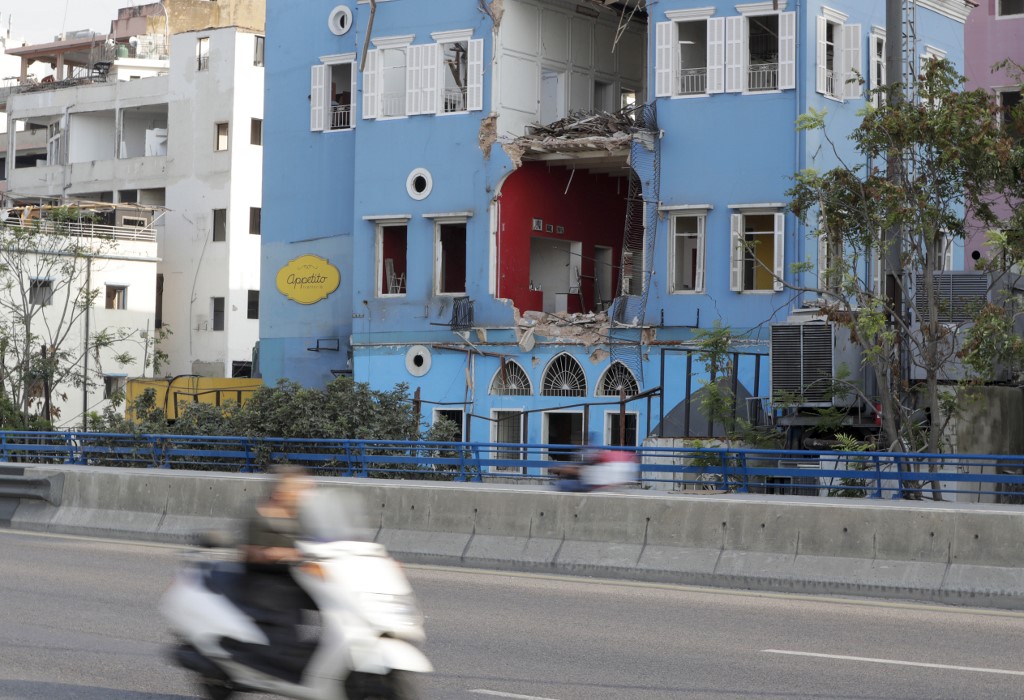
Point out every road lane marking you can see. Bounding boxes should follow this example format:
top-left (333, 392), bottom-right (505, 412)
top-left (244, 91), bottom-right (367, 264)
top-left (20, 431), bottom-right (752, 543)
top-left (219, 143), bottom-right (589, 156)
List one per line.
top-left (763, 649), bottom-right (1024, 676)
top-left (470, 690), bottom-right (562, 700)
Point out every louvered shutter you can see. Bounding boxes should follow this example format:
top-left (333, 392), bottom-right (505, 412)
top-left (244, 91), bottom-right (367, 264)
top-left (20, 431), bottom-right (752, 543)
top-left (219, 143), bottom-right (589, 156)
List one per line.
top-left (655, 21), bottom-right (673, 97)
top-left (363, 49), bottom-right (379, 119)
top-left (406, 45), bottom-right (422, 115)
top-left (310, 64), bottom-right (327, 131)
top-left (844, 23), bottom-right (862, 99)
top-left (468, 38), bottom-right (484, 111)
top-left (707, 17), bottom-right (725, 94)
top-left (420, 43), bottom-right (440, 113)
top-left (869, 33), bottom-right (885, 106)
top-left (730, 214), bottom-right (744, 291)
top-left (725, 16), bottom-right (744, 93)
top-left (350, 58), bottom-right (358, 128)
top-left (773, 212), bottom-right (785, 291)
top-left (816, 16), bottom-right (828, 95)
top-left (779, 12), bottom-right (796, 90)
top-left (695, 216), bottom-right (707, 293)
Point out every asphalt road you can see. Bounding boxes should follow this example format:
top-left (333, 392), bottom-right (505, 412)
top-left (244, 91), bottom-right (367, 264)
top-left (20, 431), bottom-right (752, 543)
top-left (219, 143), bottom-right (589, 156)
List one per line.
top-left (1, 529), bottom-right (1022, 699)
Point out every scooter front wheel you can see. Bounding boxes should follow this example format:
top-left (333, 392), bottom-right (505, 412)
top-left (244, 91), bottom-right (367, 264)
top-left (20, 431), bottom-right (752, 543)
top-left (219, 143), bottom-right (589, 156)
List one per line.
top-left (347, 670), bottom-right (420, 700)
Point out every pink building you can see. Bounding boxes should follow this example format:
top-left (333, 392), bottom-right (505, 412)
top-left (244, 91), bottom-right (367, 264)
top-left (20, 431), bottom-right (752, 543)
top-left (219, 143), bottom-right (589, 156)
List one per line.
top-left (965, 0), bottom-right (1023, 268)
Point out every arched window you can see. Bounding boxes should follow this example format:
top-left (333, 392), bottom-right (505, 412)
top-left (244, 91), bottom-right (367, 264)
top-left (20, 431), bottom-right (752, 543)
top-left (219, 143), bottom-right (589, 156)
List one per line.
top-left (541, 354), bottom-right (587, 397)
top-left (597, 362), bottom-right (639, 397)
top-left (490, 361), bottom-right (532, 396)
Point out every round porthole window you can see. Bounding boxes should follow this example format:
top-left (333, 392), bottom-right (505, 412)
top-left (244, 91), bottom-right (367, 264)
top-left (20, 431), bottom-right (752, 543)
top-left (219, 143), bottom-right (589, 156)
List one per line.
top-left (328, 6), bottom-right (353, 36)
top-left (406, 168), bottom-right (433, 201)
top-left (406, 345), bottom-right (432, 377)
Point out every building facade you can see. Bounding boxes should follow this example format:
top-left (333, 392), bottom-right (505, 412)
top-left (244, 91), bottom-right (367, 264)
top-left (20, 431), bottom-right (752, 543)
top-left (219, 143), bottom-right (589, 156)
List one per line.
top-left (260, 0), bottom-right (968, 460)
top-left (964, 0), bottom-right (1023, 268)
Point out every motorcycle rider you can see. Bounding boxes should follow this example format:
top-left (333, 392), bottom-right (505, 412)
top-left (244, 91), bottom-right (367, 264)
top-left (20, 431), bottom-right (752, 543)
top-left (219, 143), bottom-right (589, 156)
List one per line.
top-left (240, 464), bottom-right (317, 677)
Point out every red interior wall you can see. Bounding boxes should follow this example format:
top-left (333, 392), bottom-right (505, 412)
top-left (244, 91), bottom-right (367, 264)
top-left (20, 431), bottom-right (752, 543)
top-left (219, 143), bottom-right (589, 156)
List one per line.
top-left (381, 225), bottom-right (407, 294)
top-left (498, 162), bottom-right (627, 314)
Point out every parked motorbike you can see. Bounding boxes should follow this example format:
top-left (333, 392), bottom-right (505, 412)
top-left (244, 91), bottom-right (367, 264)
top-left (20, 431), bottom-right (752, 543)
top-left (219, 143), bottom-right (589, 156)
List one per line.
top-left (161, 489), bottom-right (432, 700)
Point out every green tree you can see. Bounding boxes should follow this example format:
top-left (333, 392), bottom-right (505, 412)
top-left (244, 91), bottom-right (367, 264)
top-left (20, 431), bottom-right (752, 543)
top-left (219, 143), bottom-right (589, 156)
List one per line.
top-left (0, 207), bottom-right (148, 428)
top-left (787, 60), bottom-right (1024, 464)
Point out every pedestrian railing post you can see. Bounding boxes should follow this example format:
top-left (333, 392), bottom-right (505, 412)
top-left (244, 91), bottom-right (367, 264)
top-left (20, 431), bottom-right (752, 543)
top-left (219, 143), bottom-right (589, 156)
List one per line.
top-left (870, 455), bottom-right (883, 499)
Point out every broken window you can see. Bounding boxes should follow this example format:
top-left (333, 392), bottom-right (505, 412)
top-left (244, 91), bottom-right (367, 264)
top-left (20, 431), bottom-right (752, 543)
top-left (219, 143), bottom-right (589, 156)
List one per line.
top-left (434, 409), bottom-right (464, 441)
top-left (816, 12), bottom-right (862, 101)
top-left (725, 12), bottom-right (796, 93)
top-left (197, 37), bottom-right (210, 71)
top-left (378, 224), bottom-right (408, 296)
top-left (598, 362), bottom-right (639, 397)
top-left (606, 412), bottom-right (638, 446)
top-left (490, 361), bottom-right (532, 396)
top-left (493, 410), bottom-right (526, 469)
top-left (436, 222), bottom-right (466, 295)
top-left (441, 41), bottom-right (468, 112)
top-left (730, 211), bottom-right (784, 292)
top-left (670, 213), bottom-right (706, 293)
top-left (232, 361), bottom-right (253, 378)
top-left (105, 285), bottom-right (127, 310)
top-left (119, 104), bottom-right (168, 158)
top-left (541, 354), bottom-right (587, 397)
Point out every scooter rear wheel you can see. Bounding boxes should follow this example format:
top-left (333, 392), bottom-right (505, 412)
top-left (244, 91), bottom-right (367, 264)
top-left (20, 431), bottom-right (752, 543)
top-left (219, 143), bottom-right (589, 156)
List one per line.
top-left (195, 678), bottom-right (234, 700)
top-left (348, 670), bottom-right (419, 700)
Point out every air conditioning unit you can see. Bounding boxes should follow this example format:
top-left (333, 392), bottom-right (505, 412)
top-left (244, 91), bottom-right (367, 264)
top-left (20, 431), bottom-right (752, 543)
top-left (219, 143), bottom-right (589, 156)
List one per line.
top-left (770, 319), bottom-right (862, 408)
top-left (194, 315), bottom-right (209, 331)
top-left (909, 271), bottom-right (994, 381)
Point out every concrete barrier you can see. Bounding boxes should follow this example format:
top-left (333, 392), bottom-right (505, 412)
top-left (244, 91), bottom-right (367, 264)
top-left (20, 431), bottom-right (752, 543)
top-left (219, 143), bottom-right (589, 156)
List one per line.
top-left (4, 465), bottom-right (1024, 608)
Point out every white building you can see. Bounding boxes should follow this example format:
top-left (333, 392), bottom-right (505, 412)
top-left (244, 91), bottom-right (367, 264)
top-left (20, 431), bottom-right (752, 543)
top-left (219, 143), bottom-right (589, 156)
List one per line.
top-left (3, 14), bottom-right (265, 415)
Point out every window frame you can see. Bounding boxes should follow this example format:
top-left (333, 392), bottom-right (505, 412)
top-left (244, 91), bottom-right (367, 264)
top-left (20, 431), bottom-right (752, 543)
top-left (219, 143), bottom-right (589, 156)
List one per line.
top-left (105, 284), bottom-right (128, 310)
top-left (375, 220), bottom-right (410, 298)
top-left (997, 0), bottom-right (1024, 18)
top-left (212, 296), bottom-right (226, 331)
top-left (249, 207), bottom-right (262, 235)
top-left (433, 218), bottom-right (468, 296)
top-left (312, 53), bottom-right (358, 132)
top-left (103, 375), bottom-right (127, 400)
top-left (656, 10), bottom-right (722, 99)
top-left (196, 37), bottom-right (210, 71)
top-left (250, 117), bottom-right (263, 145)
top-left (729, 208), bottom-right (785, 293)
top-left (604, 410), bottom-right (640, 447)
top-left (29, 278), bottom-right (53, 306)
top-left (214, 122), bottom-right (229, 151)
top-left (212, 209), bottom-right (227, 242)
top-left (253, 35), bottom-right (265, 67)
top-left (491, 409), bottom-right (526, 471)
top-left (247, 289), bottom-right (259, 320)
top-left (667, 209), bottom-right (708, 294)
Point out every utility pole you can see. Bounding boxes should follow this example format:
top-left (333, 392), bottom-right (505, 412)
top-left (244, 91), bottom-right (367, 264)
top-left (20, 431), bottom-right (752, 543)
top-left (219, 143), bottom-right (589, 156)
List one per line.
top-left (883, 0), bottom-right (905, 320)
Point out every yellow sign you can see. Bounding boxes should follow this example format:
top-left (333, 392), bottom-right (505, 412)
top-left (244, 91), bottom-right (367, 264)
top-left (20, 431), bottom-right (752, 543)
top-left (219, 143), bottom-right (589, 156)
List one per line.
top-left (276, 255), bottom-right (341, 305)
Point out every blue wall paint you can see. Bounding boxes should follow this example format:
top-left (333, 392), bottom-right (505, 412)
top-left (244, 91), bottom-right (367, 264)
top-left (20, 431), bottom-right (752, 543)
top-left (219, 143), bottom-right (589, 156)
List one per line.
top-left (262, 0), bottom-right (966, 441)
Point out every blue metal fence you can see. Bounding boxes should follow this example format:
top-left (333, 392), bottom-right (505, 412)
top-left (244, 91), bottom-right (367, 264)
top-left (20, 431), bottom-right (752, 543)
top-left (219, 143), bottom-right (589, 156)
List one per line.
top-left (1, 431), bottom-right (1023, 501)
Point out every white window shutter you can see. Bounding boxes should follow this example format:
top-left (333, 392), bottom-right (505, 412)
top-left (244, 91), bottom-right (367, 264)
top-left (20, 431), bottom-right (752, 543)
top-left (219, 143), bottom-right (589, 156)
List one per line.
top-left (943, 235), bottom-right (953, 271)
top-left (695, 217), bottom-right (707, 293)
top-left (816, 16), bottom-right (828, 95)
top-left (655, 21), bottom-right (673, 97)
top-left (844, 23), bottom-right (862, 99)
top-left (421, 42), bottom-right (440, 114)
top-left (406, 45), bottom-right (422, 116)
top-left (707, 18), bottom-right (725, 94)
top-left (726, 16), bottom-right (745, 93)
top-left (779, 12), bottom-right (796, 90)
top-left (310, 64), bottom-right (327, 131)
top-left (869, 34), bottom-right (885, 105)
top-left (468, 38), bottom-right (484, 111)
top-left (363, 49), bottom-right (379, 120)
top-left (773, 212), bottom-right (785, 291)
top-left (730, 214), bottom-right (744, 292)
top-left (350, 59), bottom-right (358, 128)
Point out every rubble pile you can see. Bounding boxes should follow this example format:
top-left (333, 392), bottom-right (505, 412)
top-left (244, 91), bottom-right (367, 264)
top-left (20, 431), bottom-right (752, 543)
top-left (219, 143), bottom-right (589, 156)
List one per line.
top-left (501, 108), bottom-right (643, 168)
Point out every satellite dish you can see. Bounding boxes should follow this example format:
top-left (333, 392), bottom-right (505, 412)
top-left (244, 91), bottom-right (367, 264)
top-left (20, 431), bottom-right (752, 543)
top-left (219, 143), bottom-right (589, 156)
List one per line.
top-left (128, 36), bottom-right (139, 46)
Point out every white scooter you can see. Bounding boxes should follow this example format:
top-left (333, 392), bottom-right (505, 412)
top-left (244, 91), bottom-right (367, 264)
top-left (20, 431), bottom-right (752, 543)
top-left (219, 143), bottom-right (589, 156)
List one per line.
top-left (161, 489), bottom-right (432, 700)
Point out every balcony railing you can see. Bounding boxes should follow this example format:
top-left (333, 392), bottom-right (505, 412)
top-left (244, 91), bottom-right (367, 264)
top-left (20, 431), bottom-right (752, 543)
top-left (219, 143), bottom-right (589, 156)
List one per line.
top-left (748, 62), bottom-right (778, 92)
top-left (443, 86), bottom-right (467, 113)
top-left (330, 104), bottom-right (352, 130)
top-left (25, 219), bottom-right (158, 243)
top-left (678, 67), bottom-right (707, 96)
top-left (825, 68), bottom-right (838, 98)
top-left (380, 93), bottom-right (405, 118)
top-left (197, 55), bottom-right (209, 71)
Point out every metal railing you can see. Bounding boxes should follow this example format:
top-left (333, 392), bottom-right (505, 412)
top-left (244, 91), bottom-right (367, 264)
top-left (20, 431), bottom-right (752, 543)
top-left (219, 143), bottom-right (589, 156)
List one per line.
top-left (26, 218), bottom-right (158, 243)
top-left (330, 104), bottom-right (352, 130)
top-left (748, 62), bottom-right (778, 92)
top-left (443, 87), bottom-right (467, 113)
top-left (197, 55), bottom-right (209, 71)
top-left (678, 67), bottom-right (707, 95)
top-left (2, 431), bottom-right (1024, 501)
top-left (825, 68), bottom-right (838, 97)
